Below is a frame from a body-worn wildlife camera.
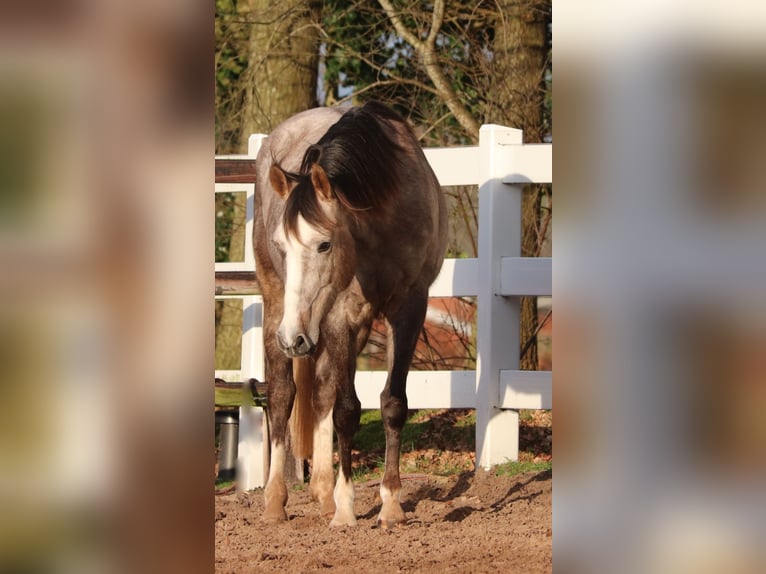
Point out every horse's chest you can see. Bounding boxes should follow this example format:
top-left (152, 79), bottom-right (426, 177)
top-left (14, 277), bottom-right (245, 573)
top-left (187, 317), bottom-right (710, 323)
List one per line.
top-left (335, 282), bottom-right (375, 328)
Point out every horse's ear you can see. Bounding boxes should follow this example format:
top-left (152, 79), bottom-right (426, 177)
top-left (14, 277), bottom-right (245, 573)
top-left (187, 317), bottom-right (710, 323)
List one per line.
top-left (310, 163), bottom-right (333, 202)
top-left (270, 165), bottom-right (290, 198)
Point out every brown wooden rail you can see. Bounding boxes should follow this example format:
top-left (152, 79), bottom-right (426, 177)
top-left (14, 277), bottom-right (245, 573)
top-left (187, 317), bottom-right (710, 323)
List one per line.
top-left (215, 159), bottom-right (258, 184)
top-left (215, 271), bottom-right (260, 296)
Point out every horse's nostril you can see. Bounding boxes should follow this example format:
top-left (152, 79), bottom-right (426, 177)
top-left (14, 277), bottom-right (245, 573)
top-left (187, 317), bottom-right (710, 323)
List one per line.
top-left (279, 332), bottom-right (313, 356)
top-left (276, 331), bottom-right (288, 351)
top-left (292, 334), bottom-right (315, 356)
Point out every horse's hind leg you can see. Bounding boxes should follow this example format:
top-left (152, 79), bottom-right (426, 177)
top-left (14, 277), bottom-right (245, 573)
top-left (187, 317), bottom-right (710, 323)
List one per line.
top-left (378, 293), bottom-right (428, 529)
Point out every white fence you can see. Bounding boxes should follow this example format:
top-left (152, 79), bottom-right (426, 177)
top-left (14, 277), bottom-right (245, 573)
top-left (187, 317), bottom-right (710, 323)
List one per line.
top-left (215, 125), bottom-right (552, 489)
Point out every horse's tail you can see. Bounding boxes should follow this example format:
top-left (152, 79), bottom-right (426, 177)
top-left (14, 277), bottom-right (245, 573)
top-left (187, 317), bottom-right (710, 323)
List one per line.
top-left (289, 357), bottom-right (314, 459)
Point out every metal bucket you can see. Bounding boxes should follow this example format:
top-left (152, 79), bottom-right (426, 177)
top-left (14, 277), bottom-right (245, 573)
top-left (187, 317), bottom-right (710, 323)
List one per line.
top-left (216, 411), bottom-right (239, 482)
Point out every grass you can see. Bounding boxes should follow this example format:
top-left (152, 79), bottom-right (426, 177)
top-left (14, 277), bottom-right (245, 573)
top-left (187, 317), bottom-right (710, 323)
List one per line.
top-left (350, 409), bottom-right (477, 482)
top-left (353, 410), bottom-right (387, 451)
top-left (351, 407), bottom-right (550, 481)
top-left (215, 386), bottom-right (262, 408)
top-left (213, 405), bottom-right (551, 487)
top-left (494, 459), bottom-right (552, 477)
top-left (401, 451), bottom-right (473, 477)
top-left (352, 409), bottom-right (465, 453)
top-left (351, 458), bottom-right (384, 482)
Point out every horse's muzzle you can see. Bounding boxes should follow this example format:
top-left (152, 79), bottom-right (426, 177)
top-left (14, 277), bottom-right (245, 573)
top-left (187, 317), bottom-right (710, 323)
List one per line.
top-left (276, 332), bottom-right (316, 357)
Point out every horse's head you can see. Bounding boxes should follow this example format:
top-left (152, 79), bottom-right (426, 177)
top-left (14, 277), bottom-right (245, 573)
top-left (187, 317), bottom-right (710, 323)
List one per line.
top-left (269, 162), bottom-right (356, 357)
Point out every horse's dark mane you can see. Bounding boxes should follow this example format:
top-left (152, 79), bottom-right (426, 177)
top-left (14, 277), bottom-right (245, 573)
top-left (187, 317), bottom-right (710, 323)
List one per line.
top-left (281, 101), bottom-right (409, 238)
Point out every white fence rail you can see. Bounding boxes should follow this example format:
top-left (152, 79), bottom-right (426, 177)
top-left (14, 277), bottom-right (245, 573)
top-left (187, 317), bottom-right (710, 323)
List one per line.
top-left (215, 125), bottom-right (552, 489)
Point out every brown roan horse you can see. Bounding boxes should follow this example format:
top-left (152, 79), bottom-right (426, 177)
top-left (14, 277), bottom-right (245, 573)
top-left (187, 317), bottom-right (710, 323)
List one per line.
top-left (254, 101), bottom-right (447, 528)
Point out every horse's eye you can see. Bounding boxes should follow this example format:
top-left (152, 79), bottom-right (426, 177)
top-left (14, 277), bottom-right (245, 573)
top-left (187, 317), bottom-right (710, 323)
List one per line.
top-left (317, 241), bottom-right (332, 254)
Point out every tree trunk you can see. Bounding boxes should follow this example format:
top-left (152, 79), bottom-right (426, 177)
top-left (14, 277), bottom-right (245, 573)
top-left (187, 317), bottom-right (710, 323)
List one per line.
top-left (490, 1), bottom-right (550, 141)
top-left (490, 0), bottom-right (551, 370)
top-left (239, 0), bottom-right (322, 483)
top-left (239, 0), bottom-right (321, 150)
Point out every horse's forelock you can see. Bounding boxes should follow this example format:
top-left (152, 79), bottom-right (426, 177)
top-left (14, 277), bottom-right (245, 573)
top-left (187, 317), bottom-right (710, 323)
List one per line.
top-left (279, 102), bottom-right (411, 241)
top-left (282, 174), bottom-right (336, 243)
top-left (316, 105), bottom-right (406, 213)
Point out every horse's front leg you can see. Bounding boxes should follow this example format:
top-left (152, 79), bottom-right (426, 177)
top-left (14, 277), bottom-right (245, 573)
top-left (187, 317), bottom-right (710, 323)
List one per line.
top-left (331, 372), bottom-right (361, 527)
top-left (261, 301), bottom-right (295, 523)
top-left (378, 293), bottom-right (428, 529)
top-left (308, 359), bottom-right (336, 518)
top-left (315, 329), bottom-right (361, 527)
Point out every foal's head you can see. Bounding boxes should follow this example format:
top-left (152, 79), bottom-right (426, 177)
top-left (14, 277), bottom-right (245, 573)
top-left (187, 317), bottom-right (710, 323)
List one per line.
top-left (269, 159), bottom-right (356, 357)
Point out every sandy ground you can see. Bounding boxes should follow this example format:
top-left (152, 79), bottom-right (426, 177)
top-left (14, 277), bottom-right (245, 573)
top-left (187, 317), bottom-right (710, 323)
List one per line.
top-left (215, 467), bottom-right (551, 573)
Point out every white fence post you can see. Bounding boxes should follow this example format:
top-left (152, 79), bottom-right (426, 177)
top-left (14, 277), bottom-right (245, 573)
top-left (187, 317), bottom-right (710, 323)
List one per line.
top-left (475, 124), bottom-right (524, 470)
top-left (235, 135), bottom-right (270, 491)
top-left (236, 295), bottom-right (268, 490)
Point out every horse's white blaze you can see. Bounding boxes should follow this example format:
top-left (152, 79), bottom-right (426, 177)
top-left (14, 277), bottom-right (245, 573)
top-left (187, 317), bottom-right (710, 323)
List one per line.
top-left (330, 467), bottom-right (356, 527)
top-left (275, 215), bottom-right (325, 347)
top-left (279, 243), bottom-right (304, 345)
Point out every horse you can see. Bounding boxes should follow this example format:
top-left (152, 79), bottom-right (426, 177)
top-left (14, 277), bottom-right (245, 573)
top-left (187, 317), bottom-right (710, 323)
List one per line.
top-left (253, 101), bottom-right (447, 528)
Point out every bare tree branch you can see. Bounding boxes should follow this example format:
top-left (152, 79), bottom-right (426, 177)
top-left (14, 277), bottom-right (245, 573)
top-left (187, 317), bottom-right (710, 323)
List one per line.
top-left (377, 0), bottom-right (481, 140)
top-left (335, 78), bottom-right (439, 105)
top-left (427, 0), bottom-right (445, 45)
top-left (376, 0), bottom-right (423, 49)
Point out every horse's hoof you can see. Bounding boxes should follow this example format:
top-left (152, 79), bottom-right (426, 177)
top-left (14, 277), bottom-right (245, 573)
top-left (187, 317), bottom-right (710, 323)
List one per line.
top-left (376, 517), bottom-right (406, 530)
top-left (329, 514), bottom-right (357, 528)
top-left (319, 499), bottom-right (336, 518)
top-left (261, 508), bottom-right (288, 523)
top-left (377, 503), bottom-right (406, 530)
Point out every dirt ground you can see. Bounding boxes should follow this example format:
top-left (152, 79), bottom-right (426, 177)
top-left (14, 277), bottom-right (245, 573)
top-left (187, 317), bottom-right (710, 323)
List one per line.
top-left (215, 467), bottom-right (551, 573)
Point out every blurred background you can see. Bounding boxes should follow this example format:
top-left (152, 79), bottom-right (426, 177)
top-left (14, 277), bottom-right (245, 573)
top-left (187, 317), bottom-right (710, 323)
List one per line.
top-left (555, 2), bottom-right (766, 573)
top-left (0, 1), bottom-right (213, 573)
top-left (1, 1), bottom-right (765, 573)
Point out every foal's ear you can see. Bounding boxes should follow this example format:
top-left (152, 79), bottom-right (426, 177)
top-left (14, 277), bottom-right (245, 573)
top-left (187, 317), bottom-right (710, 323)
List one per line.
top-left (269, 165), bottom-right (290, 198)
top-left (310, 163), bottom-right (333, 202)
